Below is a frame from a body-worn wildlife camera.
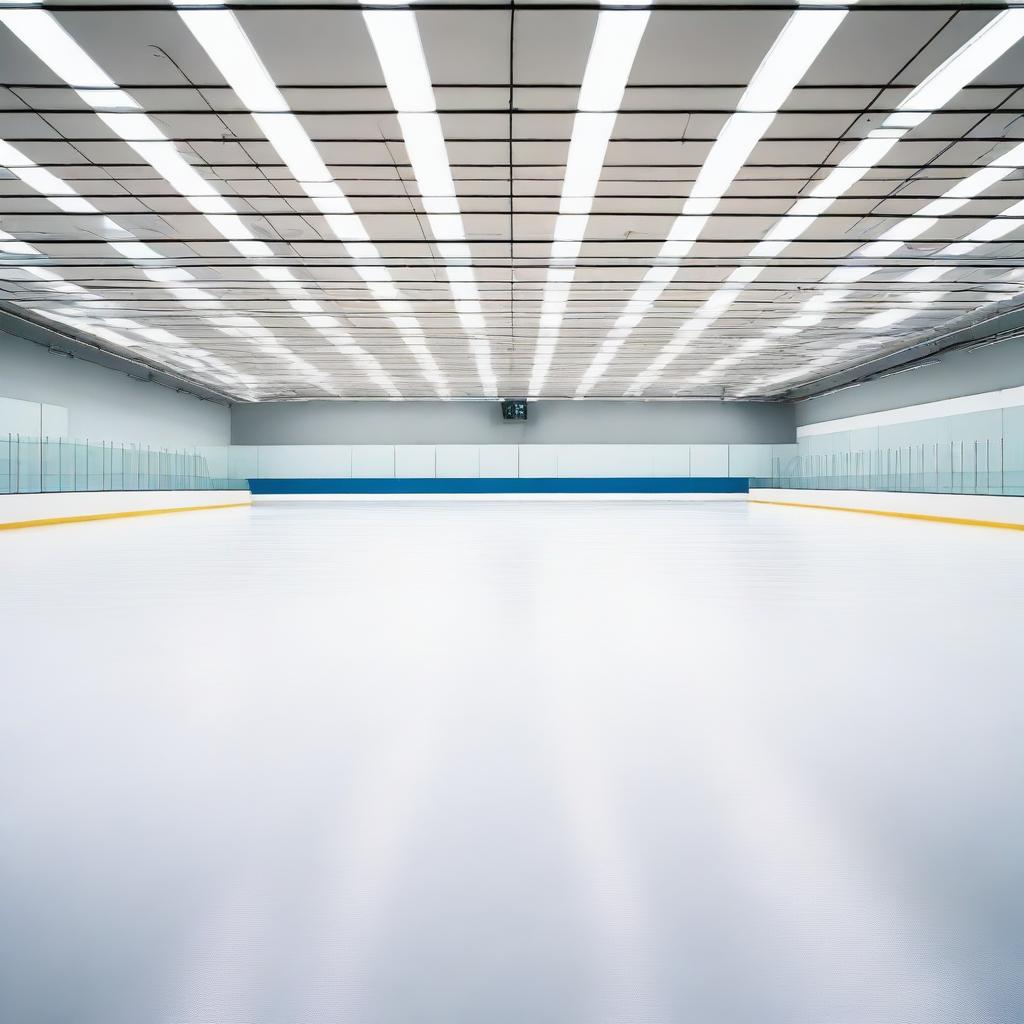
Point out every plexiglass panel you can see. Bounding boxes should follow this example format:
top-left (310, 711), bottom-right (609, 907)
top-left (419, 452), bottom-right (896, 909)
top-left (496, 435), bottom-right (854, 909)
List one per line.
top-left (1, 435), bottom-right (241, 494)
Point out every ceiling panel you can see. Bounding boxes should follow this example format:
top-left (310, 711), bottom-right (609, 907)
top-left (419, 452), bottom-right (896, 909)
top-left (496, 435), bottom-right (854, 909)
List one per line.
top-left (1, 0), bottom-right (1023, 402)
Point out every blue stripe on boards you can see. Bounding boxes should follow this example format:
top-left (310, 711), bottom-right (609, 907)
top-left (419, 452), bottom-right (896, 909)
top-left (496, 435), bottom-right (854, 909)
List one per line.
top-left (248, 477), bottom-right (749, 495)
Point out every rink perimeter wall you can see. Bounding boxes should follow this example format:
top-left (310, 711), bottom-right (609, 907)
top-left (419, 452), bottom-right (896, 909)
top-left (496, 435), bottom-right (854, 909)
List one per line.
top-left (249, 477), bottom-right (748, 497)
top-left (0, 490), bottom-right (250, 530)
top-left (750, 488), bottom-right (1024, 531)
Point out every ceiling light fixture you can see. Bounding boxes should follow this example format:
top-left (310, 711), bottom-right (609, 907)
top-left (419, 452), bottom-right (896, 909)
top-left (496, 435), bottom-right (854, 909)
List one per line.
top-left (360, 0), bottom-right (492, 394)
top-left (621, 8), bottom-right (1024, 397)
top-left (529, 0), bottom-right (651, 395)
top-left (576, 0), bottom-right (850, 396)
top-left (170, 0), bottom-right (425, 395)
top-left (882, 10), bottom-right (1024, 129)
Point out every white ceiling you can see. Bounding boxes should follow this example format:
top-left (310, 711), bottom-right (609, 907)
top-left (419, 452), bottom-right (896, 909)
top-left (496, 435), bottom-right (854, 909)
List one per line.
top-left (1, 0), bottom-right (1023, 402)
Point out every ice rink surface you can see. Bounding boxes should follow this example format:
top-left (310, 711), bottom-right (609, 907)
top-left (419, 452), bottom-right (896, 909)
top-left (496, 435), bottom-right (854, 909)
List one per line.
top-left (2, 499), bottom-right (1023, 1024)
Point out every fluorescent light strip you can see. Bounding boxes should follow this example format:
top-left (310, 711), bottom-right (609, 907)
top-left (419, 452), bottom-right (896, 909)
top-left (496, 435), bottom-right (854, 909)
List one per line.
top-left (174, 0), bottom-right (437, 396)
top-left (616, 129), bottom-right (903, 394)
top-left (799, 151), bottom-right (1024, 340)
top-left (620, 9), bottom-right (1024, 396)
top-left (777, 193), bottom-right (1024, 347)
top-left (882, 9), bottom-right (1024, 129)
top-left (0, 16), bottom-right (245, 248)
top-left (32, 307), bottom-right (251, 390)
top-left (819, 139), bottom-right (1024, 288)
top-left (749, 355), bottom-right (843, 394)
top-left (0, 227), bottom-right (40, 256)
top-left (9, 240), bottom-right (352, 400)
top-left (575, 0), bottom-right (849, 396)
top-left (686, 339), bottom-right (771, 386)
top-left (1, 9), bottom-right (392, 397)
top-left (528, 1), bottom-right (651, 395)
top-left (172, 8), bottom-right (288, 113)
top-left (362, 4), bottom-right (496, 394)
top-left (2, 176), bottom-right (157, 255)
top-left (0, 8), bottom-right (114, 89)
top-left (1, 239), bottom-right (105, 309)
top-left (857, 290), bottom-right (946, 330)
top-left (0, 135), bottom-right (288, 388)
top-left (210, 314), bottom-right (373, 393)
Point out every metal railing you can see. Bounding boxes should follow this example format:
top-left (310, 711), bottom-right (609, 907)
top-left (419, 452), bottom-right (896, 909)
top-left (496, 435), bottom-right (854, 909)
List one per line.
top-left (1, 434), bottom-right (246, 494)
top-left (753, 440), bottom-right (1024, 496)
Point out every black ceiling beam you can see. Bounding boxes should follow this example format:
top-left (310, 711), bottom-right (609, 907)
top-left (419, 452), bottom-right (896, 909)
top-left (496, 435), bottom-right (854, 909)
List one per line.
top-left (2, 189), bottom-right (1020, 202)
top-left (5, 106), bottom-right (1024, 116)
top-left (0, 157), bottom-right (1014, 168)
top-left (6, 276), bottom-right (1015, 288)
top-left (3, 256), bottom-right (1022, 268)
top-left (8, 234), bottom-right (1024, 244)
top-left (2, 81), bottom-right (1016, 92)
top-left (3, 209), bottom-right (1020, 221)
top-left (0, 2), bottom-right (1017, 11)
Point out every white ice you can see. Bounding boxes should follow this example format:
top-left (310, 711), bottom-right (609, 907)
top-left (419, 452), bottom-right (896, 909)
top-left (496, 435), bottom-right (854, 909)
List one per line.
top-left (1, 499), bottom-right (1023, 1023)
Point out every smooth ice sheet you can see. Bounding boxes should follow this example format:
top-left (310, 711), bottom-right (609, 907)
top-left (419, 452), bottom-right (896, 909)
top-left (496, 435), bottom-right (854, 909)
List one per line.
top-left (1, 499), bottom-right (1022, 1023)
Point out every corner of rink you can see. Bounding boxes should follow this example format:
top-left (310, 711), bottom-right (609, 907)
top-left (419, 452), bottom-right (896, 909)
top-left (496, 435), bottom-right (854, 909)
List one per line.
top-left (748, 488), bottom-right (1024, 532)
top-left (0, 490), bottom-right (251, 531)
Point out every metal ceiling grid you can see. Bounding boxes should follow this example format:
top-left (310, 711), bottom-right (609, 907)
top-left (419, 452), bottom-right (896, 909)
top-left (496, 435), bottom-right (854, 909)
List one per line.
top-left (0, 0), bottom-right (1023, 402)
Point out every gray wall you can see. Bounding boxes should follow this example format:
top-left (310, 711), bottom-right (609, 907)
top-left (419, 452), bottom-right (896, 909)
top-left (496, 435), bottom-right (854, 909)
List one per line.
top-left (796, 340), bottom-right (1024, 426)
top-left (231, 399), bottom-right (796, 446)
top-left (0, 330), bottom-right (231, 446)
